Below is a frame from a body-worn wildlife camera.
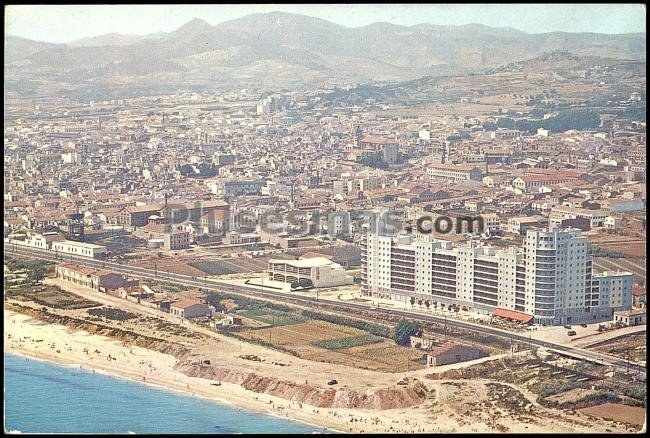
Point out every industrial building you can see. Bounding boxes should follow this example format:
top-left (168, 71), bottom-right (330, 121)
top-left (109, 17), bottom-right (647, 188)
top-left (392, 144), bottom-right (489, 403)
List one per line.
top-left (268, 256), bottom-right (354, 288)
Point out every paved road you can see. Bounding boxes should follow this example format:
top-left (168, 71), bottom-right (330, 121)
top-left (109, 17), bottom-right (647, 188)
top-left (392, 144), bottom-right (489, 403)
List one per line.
top-left (6, 244), bottom-right (646, 375)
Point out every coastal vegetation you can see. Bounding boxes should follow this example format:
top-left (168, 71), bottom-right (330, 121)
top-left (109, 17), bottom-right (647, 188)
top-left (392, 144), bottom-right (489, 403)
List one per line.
top-left (87, 307), bottom-right (139, 321)
top-left (4, 257), bottom-right (54, 283)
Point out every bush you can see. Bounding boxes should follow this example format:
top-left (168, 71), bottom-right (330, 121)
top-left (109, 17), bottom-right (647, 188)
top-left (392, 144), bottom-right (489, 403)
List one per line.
top-left (87, 307), bottom-right (138, 321)
top-left (623, 386), bottom-right (647, 403)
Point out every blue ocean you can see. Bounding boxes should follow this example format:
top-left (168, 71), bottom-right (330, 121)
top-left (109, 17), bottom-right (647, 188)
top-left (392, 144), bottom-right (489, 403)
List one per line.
top-left (4, 354), bottom-right (328, 434)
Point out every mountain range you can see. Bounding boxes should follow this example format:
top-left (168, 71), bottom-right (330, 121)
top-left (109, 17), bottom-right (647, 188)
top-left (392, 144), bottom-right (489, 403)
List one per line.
top-left (5, 12), bottom-right (646, 96)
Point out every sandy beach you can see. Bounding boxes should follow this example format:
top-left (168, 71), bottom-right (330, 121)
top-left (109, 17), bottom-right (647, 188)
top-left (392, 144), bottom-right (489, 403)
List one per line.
top-left (5, 306), bottom-right (636, 434)
top-left (4, 310), bottom-right (354, 433)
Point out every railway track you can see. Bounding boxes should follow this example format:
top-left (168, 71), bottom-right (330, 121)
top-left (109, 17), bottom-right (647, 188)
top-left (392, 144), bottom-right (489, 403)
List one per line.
top-left (5, 244), bottom-right (646, 376)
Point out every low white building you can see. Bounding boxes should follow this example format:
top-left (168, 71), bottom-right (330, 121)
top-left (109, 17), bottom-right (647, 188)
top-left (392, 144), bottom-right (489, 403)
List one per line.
top-left (51, 240), bottom-right (107, 258)
top-left (551, 206), bottom-right (610, 228)
top-left (268, 256), bottom-right (353, 288)
top-left (613, 309), bottom-right (646, 326)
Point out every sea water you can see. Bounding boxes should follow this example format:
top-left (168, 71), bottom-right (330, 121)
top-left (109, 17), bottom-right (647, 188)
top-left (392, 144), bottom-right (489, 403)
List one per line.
top-left (4, 354), bottom-right (328, 434)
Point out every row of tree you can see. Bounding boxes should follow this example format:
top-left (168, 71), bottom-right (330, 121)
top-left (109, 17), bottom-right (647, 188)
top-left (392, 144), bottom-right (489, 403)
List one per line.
top-left (482, 109), bottom-right (601, 133)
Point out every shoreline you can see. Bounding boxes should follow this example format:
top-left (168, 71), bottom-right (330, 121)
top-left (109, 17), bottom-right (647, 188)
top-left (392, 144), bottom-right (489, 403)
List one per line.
top-left (3, 310), bottom-right (365, 433)
top-left (4, 349), bottom-right (333, 433)
top-left (6, 307), bottom-right (636, 434)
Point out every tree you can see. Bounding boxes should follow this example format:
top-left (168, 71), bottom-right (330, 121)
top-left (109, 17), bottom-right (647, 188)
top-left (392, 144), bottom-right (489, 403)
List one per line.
top-left (27, 267), bottom-right (47, 283)
top-left (424, 300), bottom-right (430, 309)
top-left (496, 117), bottom-right (515, 129)
top-left (410, 297), bottom-right (416, 307)
top-left (394, 320), bottom-right (421, 346)
top-left (482, 121), bottom-right (497, 131)
top-left (417, 299), bottom-right (423, 306)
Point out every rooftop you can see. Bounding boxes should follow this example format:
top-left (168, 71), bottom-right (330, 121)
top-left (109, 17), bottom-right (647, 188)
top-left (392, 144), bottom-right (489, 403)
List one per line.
top-left (170, 299), bottom-right (204, 309)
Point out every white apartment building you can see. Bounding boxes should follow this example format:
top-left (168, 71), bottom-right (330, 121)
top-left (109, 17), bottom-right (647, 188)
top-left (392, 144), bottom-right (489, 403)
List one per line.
top-left (593, 271), bottom-right (634, 311)
top-left (361, 228), bottom-right (633, 325)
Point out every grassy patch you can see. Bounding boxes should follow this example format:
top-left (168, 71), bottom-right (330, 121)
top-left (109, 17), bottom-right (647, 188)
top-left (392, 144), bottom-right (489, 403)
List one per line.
top-left (238, 308), bottom-right (307, 326)
top-left (188, 261), bottom-right (246, 276)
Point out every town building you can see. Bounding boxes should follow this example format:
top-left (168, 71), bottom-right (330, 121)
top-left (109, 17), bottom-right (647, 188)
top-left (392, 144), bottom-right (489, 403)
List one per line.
top-left (613, 309), bottom-right (646, 326)
top-left (550, 206), bottom-right (610, 228)
top-left (512, 173), bottom-right (580, 192)
top-left (56, 264), bottom-right (135, 291)
top-left (361, 228), bottom-right (634, 325)
top-left (427, 163), bottom-right (483, 182)
top-left (51, 240), bottom-right (107, 258)
top-left (426, 341), bottom-right (490, 366)
top-left (163, 230), bottom-right (190, 250)
top-left (169, 299), bottom-right (210, 319)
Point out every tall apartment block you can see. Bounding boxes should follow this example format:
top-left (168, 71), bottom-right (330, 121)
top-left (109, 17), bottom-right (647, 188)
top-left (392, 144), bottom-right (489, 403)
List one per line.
top-left (360, 228), bottom-right (633, 325)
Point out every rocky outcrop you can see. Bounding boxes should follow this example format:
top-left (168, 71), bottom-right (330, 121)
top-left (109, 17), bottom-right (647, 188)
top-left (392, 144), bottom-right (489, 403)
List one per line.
top-left (175, 361), bottom-right (428, 409)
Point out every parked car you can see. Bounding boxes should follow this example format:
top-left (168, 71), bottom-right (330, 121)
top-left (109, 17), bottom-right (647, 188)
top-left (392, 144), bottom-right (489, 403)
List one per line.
top-left (567, 330), bottom-right (577, 336)
top-left (327, 379), bottom-right (338, 385)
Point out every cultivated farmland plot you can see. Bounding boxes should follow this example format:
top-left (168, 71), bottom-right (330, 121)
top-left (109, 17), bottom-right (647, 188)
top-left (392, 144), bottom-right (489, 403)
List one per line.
top-left (312, 334), bottom-right (383, 350)
top-left (189, 260), bottom-right (248, 275)
top-left (238, 308), bottom-right (307, 326)
top-left (235, 319), bottom-right (425, 372)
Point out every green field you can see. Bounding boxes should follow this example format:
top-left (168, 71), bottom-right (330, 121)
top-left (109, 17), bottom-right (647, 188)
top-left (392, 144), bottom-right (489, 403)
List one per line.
top-left (188, 261), bottom-right (247, 275)
top-left (238, 308), bottom-right (307, 326)
top-left (312, 334), bottom-right (384, 350)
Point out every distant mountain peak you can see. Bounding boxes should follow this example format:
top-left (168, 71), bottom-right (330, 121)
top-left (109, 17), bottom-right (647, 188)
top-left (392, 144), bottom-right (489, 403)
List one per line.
top-left (176, 18), bottom-right (212, 34)
top-left (5, 11), bottom-right (645, 92)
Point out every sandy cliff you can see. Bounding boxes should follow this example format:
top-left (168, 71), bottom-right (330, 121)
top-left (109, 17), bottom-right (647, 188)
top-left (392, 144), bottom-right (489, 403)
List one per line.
top-left (176, 361), bottom-right (429, 409)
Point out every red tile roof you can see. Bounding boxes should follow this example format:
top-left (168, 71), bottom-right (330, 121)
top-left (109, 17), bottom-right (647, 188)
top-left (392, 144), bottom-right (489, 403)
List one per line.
top-left (359, 135), bottom-right (395, 145)
top-left (170, 299), bottom-right (204, 309)
top-left (493, 308), bottom-right (534, 324)
top-left (429, 341), bottom-right (455, 356)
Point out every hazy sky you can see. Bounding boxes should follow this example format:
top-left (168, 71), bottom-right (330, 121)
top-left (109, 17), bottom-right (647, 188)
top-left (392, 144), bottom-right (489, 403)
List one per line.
top-left (5, 4), bottom-right (646, 43)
